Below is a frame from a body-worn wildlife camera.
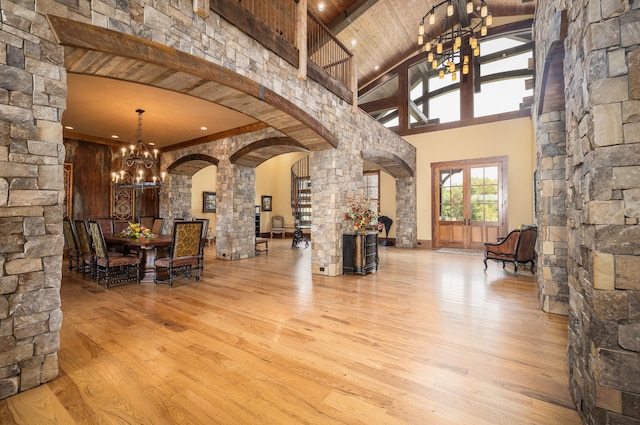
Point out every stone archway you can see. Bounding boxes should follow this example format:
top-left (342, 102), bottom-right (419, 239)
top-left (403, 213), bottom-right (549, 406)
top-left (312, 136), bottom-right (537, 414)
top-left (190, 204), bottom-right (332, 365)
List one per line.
top-left (362, 149), bottom-right (416, 248)
top-left (47, 16), bottom-right (338, 152)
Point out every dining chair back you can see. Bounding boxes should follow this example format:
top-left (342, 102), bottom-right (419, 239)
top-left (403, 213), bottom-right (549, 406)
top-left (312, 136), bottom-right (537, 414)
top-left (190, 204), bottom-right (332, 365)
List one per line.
top-left (88, 220), bottom-right (141, 288)
top-left (152, 217), bottom-right (164, 235)
top-left (75, 219), bottom-right (96, 279)
top-left (113, 220), bottom-right (129, 234)
top-left (62, 218), bottom-right (80, 271)
top-left (139, 216), bottom-right (154, 231)
top-left (154, 220), bottom-right (203, 287)
top-left (93, 217), bottom-right (114, 234)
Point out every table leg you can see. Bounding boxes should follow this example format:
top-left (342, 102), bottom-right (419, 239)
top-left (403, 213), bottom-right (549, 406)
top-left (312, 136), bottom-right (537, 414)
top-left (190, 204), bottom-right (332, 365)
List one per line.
top-left (140, 247), bottom-right (157, 283)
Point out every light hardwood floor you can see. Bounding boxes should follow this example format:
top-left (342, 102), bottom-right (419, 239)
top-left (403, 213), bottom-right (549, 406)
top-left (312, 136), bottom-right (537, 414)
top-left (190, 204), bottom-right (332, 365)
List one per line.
top-left (0, 240), bottom-right (581, 424)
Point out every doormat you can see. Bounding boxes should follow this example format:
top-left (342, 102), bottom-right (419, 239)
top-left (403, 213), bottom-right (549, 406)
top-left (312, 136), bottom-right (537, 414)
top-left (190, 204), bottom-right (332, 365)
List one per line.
top-left (436, 248), bottom-right (484, 256)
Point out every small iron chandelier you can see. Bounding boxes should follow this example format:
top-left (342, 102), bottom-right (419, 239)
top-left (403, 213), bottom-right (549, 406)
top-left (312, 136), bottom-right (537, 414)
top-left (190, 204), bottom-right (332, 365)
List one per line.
top-left (111, 109), bottom-right (166, 191)
top-left (418, 0), bottom-right (492, 80)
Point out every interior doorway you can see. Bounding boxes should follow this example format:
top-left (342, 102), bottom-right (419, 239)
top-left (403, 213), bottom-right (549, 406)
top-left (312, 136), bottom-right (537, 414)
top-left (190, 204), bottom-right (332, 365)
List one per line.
top-left (431, 156), bottom-right (508, 249)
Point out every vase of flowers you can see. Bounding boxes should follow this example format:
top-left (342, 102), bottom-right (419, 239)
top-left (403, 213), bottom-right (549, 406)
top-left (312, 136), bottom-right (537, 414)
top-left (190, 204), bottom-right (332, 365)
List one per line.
top-left (345, 197), bottom-right (378, 233)
top-left (119, 222), bottom-right (156, 238)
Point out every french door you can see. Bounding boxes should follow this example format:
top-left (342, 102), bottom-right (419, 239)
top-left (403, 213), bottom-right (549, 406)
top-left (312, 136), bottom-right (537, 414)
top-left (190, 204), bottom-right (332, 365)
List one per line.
top-left (432, 156), bottom-right (508, 249)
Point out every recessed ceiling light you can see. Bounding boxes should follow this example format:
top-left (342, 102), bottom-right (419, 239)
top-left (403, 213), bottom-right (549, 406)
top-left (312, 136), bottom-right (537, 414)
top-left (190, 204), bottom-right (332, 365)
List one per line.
top-left (374, 65), bottom-right (380, 71)
top-left (64, 125), bottom-right (74, 130)
top-left (148, 142), bottom-right (155, 146)
top-left (200, 126), bottom-right (208, 131)
top-left (318, 2), bottom-right (325, 12)
top-left (111, 135), bottom-right (119, 139)
top-left (351, 39), bottom-right (357, 47)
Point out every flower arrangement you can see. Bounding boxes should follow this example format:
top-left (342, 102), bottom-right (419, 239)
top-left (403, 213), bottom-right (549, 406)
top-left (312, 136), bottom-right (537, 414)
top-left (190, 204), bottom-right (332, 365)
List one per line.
top-left (119, 222), bottom-right (156, 238)
top-left (345, 197), bottom-right (378, 231)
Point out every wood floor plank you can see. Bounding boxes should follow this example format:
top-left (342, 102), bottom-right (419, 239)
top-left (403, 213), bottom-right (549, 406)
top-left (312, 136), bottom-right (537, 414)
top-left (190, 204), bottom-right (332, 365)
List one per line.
top-left (0, 241), bottom-right (581, 424)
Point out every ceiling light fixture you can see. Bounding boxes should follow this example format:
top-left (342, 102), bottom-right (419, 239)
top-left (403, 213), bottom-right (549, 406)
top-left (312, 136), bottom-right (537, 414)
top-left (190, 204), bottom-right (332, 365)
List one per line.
top-left (418, 0), bottom-right (491, 80)
top-left (111, 109), bottom-right (166, 191)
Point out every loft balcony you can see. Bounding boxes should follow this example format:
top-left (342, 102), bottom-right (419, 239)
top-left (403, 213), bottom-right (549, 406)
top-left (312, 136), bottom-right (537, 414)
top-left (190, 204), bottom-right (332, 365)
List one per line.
top-left (211, 0), bottom-right (355, 105)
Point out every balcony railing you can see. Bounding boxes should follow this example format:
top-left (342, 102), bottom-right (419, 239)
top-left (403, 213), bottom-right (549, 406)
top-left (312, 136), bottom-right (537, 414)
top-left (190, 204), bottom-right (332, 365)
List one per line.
top-left (233, 0), bottom-right (353, 90)
top-left (307, 12), bottom-right (353, 88)
top-left (234, 0), bottom-right (297, 45)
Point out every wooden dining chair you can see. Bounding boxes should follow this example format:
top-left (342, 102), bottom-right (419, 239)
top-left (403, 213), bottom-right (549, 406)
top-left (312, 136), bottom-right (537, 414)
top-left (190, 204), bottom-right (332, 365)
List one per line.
top-left (88, 220), bottom-right (142, 288)
top-left (75, 219), bottom-right (96, 279)
top-left (62, 218), bottom-right (80, 271)
top-left (154, 220), bottom-right (203, 288)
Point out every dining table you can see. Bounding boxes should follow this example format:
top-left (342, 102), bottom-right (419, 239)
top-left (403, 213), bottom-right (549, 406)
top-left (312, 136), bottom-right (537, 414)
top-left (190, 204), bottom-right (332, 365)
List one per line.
top-left (103, 233), bottom-right (173, 283)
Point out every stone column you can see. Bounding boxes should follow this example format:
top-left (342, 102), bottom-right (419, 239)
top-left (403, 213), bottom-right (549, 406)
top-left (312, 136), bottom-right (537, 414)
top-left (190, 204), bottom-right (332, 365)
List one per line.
top-left (215, 159), bottom-right (256, 260)
top-left (159, 174), bottom-right (193, 232)
top-left (311, 148), bottom-right (363, 276)
top-left (0, 7), bottom-right (65, 397)
top-left (395, 176), bottom-right (417, 248)
top-left (562, 5), bottom-right (640, 424)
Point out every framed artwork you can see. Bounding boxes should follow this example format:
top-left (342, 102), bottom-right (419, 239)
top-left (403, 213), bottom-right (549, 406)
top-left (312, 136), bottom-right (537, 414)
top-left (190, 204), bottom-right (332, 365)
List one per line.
top-left (203, 191), bottom-right (216, 213)
top-left (261, 195), bottom-right (272, 212)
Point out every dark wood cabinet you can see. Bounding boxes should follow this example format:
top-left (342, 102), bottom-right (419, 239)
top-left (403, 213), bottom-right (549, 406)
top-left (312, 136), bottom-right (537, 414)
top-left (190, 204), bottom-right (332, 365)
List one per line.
top-left (343, 232), bottom-right (378, 275)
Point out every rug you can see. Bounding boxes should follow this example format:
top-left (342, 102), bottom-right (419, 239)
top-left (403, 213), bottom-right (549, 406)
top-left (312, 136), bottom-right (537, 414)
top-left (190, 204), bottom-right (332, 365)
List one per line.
top-left (436, 248), bottom-right (484, 256)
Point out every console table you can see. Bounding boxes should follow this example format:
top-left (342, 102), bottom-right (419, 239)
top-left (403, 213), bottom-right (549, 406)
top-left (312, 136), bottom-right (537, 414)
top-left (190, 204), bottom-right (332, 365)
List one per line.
top-left (343, 231), bottom-right (378, 275)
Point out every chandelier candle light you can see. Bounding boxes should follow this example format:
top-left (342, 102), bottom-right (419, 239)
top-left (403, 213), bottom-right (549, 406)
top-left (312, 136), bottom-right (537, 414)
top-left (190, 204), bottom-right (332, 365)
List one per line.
top-left (111, 109), bottom-right (167, 191)
top-left (418, 0), bottom-right (492, 80)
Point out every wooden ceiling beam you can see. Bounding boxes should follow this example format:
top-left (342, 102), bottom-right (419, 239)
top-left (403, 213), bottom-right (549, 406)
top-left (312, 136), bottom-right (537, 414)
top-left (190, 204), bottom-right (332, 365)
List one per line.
top-left (327, 0), bottom-right (380, 34)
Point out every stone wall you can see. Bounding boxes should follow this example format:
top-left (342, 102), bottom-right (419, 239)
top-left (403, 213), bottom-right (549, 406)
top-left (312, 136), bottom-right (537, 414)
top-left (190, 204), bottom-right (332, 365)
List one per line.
top-left (536, 111), bottom-right (569, 315)
top-left (0, 3), bottom-right (66, 395)
top-left (535, 0), bottom-right (640, 422)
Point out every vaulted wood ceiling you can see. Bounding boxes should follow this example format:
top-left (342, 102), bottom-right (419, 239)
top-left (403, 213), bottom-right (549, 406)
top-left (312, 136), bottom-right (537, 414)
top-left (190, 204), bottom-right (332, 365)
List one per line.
top-left (307, 0), bottom-right (536, 90)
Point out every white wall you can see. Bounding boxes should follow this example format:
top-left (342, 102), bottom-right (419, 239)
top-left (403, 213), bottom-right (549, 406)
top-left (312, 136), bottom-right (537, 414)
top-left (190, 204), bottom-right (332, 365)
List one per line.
top-left (404, 117), bottom-right (535, 242)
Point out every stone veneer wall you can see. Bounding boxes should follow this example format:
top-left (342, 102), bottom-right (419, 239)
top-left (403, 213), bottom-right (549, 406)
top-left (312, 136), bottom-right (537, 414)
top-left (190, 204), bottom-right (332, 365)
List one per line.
top-left (536, 111), bottom-right (569, 315)
top-left (535, 0), bottom-right (640, 422)
top-left (0, 14), bottom-right (65, 396)
top-left (0, 0), bottom-right (416, 399)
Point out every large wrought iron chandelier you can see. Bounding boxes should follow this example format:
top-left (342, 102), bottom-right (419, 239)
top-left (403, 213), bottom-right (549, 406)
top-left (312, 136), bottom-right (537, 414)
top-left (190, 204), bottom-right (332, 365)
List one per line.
top-left (418, 0), bottom-right (492, 80)
top-left (111, 109), bottom-right (166, 191)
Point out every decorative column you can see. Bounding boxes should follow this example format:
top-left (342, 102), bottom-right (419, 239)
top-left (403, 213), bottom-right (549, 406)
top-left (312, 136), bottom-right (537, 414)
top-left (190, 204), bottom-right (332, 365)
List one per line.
top-left (311, 148), bottom-right (363, 276)
top-left (562, 3), bottom-right (640, 424)
top-left (0, 6), bottom-right (65, 397)
top-left (395, 176), bottom-right (417, 248)
top-left (215, 159), bottom-right (256, 260)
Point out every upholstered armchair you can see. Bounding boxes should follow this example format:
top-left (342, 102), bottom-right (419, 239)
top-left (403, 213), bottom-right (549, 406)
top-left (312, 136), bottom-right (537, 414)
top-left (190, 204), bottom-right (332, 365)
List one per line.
top-left (483, 225), bottom-right (537, 277)
top-left (154, 220), bottom-right (204, 287)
